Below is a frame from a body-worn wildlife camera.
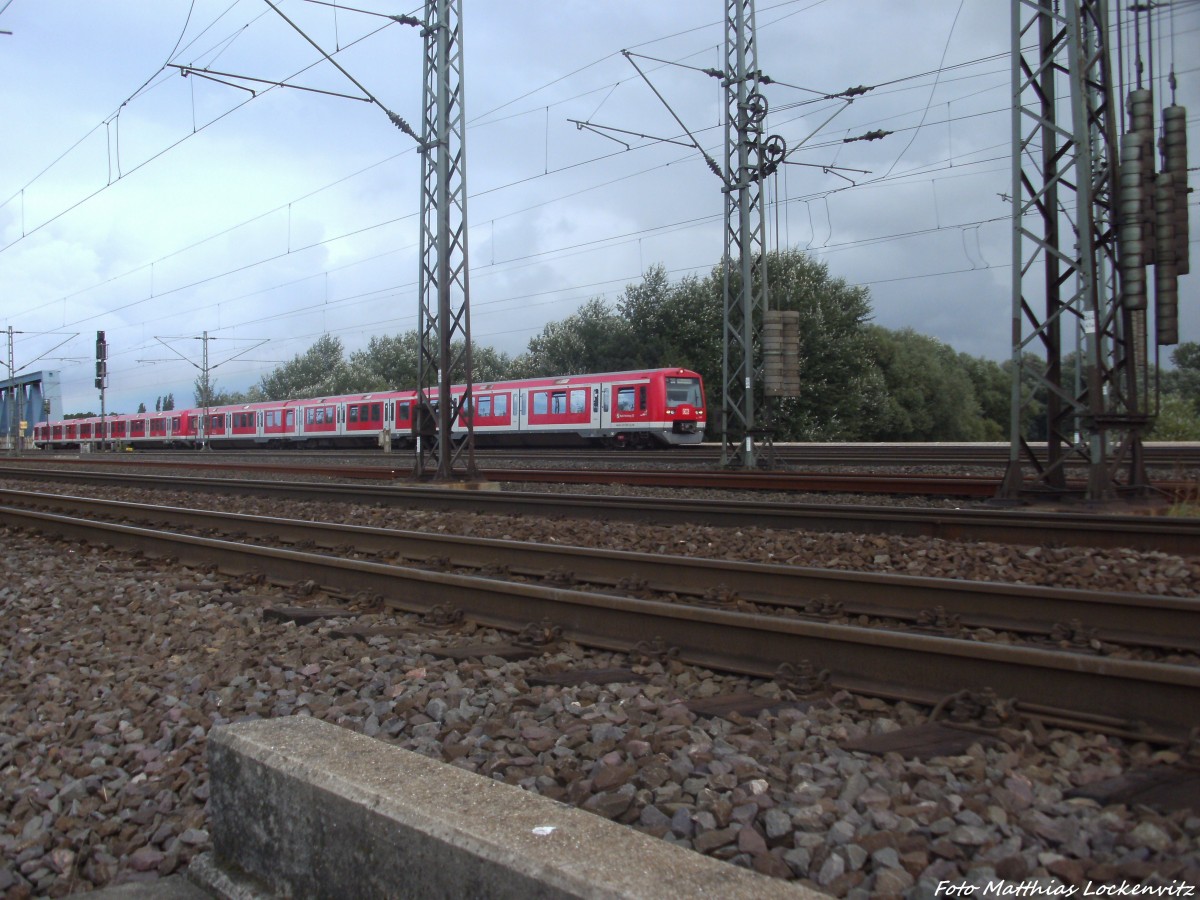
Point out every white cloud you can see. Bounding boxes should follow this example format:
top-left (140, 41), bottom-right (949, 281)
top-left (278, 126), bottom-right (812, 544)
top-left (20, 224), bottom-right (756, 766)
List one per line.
top-left (0, 0), bottom-right (1195, 415)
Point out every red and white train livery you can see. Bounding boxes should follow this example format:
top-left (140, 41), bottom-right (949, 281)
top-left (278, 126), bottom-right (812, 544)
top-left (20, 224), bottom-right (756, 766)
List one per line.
top-left (34, 368), bottom-right (706, 450)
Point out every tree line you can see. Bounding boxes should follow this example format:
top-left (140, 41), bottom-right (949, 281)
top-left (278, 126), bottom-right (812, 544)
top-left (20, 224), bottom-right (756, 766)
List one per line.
top-left (185, 249), bottom-right (1197, 442)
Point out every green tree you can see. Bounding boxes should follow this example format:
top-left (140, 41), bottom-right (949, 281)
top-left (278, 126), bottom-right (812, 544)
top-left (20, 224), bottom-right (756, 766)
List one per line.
top-left (754, 250), bottom-right (881, 440)
top-left (346, 330), bottom-right (515, 391)
top-left (1150, 393), bottom-right (1200, 440)
top-left (607, 252), bottom-right (882, 440)
top-left (867, 327), bottom-right (986, 441)
top-left (471, 344), bottom-right (516, 383)
top-left (137, 402), bottom-right (146, 414)
top-left (259, 334), bottom-right (351, 399)
top-left (616, 266), bottom-right (723, 376)
top-left (1161, 342), bottom-right (1200, 413)
top-left (347, 332), bottom-right (421, 392)
top-left (163, 393), bottom-right (175, 411)
top-left (205, 386), bottom-right (267, 406)
top-left (958, 353), bottom-right (1009, 440)
top-left (515, 298), bottom-right (638, 376)
top-left (194, 374), bottom-right (216, 409)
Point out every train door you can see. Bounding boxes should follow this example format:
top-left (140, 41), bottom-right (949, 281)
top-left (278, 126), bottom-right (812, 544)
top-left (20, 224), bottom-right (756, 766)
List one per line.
top-left (601, 379), bottom-right (650, 430)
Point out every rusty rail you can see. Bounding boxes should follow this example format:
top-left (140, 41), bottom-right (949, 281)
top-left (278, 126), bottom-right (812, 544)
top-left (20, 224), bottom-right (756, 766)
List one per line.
top-left (0, 465), bottom-right (1196, 555)
top-left (4, 489), bottom-right (1197, 653)
top-left (2, 465), bottom-right (1200, 556)
top-left (2, 501), bottom-right (1198, 742)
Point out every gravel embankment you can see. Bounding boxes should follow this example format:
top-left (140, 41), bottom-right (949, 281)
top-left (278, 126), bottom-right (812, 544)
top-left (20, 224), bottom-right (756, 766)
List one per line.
top-left (1, 480), bottom-right (1199, 898)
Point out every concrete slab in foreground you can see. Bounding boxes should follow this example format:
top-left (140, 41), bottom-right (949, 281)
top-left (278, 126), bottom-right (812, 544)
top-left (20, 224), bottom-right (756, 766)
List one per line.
top-left (198, 716), bottom-right (823, 899)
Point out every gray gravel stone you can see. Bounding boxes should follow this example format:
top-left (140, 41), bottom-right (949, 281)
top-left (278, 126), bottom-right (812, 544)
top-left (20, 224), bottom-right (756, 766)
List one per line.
top-left (2, 479), bottom-right (1199, 897)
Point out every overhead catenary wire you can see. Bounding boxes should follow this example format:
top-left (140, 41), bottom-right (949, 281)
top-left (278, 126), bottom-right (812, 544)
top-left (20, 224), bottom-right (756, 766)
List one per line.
top-left (6, 1), bottom-right (1192, 406)
top-left (879, 0), bottom-right (965, 180)
top-left (0, 16), bottom-right (397, 256)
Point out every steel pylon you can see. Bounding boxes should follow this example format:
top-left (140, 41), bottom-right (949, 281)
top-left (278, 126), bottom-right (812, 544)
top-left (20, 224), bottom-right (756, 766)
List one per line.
top-left (720, 0), bottom-right (772, 469)
top-left (414, 0), bottom-right (478, 481)
top-left (1000, 0), bottom-right (1151, 503)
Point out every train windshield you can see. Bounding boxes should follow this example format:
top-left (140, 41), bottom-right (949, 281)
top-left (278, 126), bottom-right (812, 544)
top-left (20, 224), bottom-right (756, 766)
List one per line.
top-left (665, 377), bottom-right (702, 408)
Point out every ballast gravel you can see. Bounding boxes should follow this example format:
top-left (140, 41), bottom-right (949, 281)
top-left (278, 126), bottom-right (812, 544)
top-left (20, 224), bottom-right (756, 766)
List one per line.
top-left (0, 481), bottom-right (1198, 897)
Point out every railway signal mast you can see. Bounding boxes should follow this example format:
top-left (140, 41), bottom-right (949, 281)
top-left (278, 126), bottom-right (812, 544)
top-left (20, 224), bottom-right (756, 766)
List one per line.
top-left (95, 331), bottom-right (107, 451)
top-left (1000, 0), bottom-right (1189, 503)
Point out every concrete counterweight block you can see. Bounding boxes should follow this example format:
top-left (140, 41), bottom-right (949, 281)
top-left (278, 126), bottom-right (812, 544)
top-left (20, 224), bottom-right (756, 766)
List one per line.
top-left (199, 716), bottom-right (818, 900)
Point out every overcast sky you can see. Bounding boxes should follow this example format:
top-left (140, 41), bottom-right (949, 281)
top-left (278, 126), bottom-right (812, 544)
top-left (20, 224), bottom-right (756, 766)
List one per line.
top-left (1, 0), bottom-right (1196, 415)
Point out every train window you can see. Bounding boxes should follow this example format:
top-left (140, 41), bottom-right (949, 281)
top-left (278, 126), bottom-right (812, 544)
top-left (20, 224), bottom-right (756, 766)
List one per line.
top-left (666, 377), bottom-right (702, 408)
top-left (397, 402), bottom-right (410, 421)
top-left (477, 396), bottom-right (492, 418)
top-left (171, 417), bottom-right (181, 431)
top-left (551, 391), bottom-right (567, 414)
top-left (570, 389), bottom-right (587, 414)
top-left (617, 388), bottom-right (635, 412)
top-left (495, 394), bottom-right (508, 416)
top-left (286, 410), bottom-right (295, 428)
top-left (533, 392), bottom-right (548, 415)
top-left (348, 405), bottom-right (358, 423)
top-left (639, 386), bottom-right (647, 411)
top-left (370, 404), bottom-right (381, 422)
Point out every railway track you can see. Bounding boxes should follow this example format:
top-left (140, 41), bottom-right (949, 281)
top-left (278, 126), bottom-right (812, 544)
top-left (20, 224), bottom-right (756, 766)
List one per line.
top-left (1, 464), bottom-right (1197, 554)
top-left (14, 453), bottom-right (1198, 501)
top-left (8, 456), bottom-right (1007, 496)
top-left (2, 490), bottom-right (1197, 743)
top-left (4, 488), bottom-right (1197, 654)
top-left (32, 441), bottom-right (1200, 469)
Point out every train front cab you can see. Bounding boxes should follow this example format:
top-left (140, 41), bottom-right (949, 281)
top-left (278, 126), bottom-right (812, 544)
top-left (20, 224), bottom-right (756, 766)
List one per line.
top-left (598, 371), bottom-right (704, 447)
top-left (659, 372), bottom-right (704, 445)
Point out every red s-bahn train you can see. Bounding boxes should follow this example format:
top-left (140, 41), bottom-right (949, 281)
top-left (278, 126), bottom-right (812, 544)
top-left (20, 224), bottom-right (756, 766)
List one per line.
top-left (33, 367), bottom-right (706, 451)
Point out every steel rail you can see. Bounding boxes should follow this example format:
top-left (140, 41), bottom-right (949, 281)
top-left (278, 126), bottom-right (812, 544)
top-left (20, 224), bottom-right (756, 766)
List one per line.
top-left (0, 457), bottom-right (1003, 494)
top-left (2, 503), bottom-right (1196, 743)
top-left (37, 442), bottom-right (1200, 468)
top-left (1, 465), bottom-right (1196, 555)
top-left (6, 489), bottom-right (1198, 653)
top-left (11, 456), bottom-right (1198, 501)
